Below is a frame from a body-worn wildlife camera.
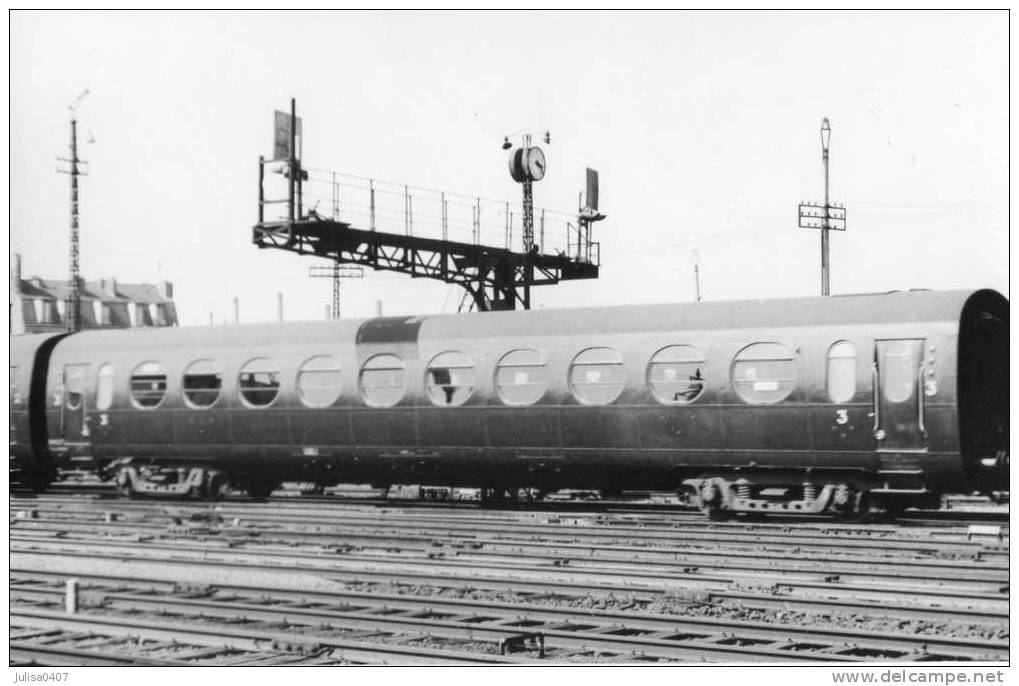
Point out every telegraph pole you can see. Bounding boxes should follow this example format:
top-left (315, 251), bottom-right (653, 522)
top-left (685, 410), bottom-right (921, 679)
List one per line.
top-left (58, 89), bottom-right (90, 331)
top-left (820, 118), bottom-right (831, 296)
top-left (309, 262), bottom-right (364, 319)
top-left (798, 117), bottom-right (846, 296)
top-left (691, 249), bottom-right (701, 302)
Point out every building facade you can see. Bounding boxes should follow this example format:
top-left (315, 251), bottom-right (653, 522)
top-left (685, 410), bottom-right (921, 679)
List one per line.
top-left (10, 254), bottom-right (178, 335)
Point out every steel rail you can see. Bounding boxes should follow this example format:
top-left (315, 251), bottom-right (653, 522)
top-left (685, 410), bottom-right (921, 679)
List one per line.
top-left (11, 497), bottom-right (1007, 557)
top-left (17, 489), bottom-right (1010, 524)
top-left (10, 529), bottom-right (1008, 590)
top-left (15, 594), bottom-right (815, 663)
top-left (11, 577), bottom-right (1004, 662)
top-left (12, 562), bottom-right (1006, 629)
top-left (17, 490), bottom-right (1010, 527)
top-left (10, 524), bottom-right (1006, 585)
top-left (11, 568), bottom-right (1005, 627)
top-left (9, 642), bottom-right (188, 666)
top-left (13, 574), bottom-right (1008, 641)
top-left (10, 506), bottom-right (1007, 559)
top-left (10, 609), bottom-right (526, 665)
top-left (16, 496), bottom-right (1007, 555)
top-left (12, 539), bottom-right (1008, 607)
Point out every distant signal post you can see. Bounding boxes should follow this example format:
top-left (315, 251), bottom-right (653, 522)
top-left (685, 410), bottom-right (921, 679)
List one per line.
top-left (798, 117), bottom-right (846, 296)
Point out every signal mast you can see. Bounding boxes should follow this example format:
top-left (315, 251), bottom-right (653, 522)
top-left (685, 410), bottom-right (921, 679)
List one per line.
top-left (502, 131), bottom-right (550, 254)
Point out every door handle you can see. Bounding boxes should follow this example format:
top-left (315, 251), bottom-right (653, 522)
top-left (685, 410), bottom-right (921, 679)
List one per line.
top-left (871, 365), bottom-right (880, 436)
top-left (917, 365), bottom-right (926, 435)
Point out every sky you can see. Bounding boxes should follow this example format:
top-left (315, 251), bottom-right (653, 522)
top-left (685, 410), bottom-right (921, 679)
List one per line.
top-left (9, 11), bottom-right (1009, 326)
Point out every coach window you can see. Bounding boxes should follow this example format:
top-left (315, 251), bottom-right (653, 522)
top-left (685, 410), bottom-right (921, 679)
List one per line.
top-left (826, 341), bottom-right (856, 403)
top-left (238, 358), bottom-right (280, 408)
top-left (359, 354), bottom-right (406, 407)
top-left (494, 349), bottom-right (548, 406)
top-left (569, 347), bottom-right (626, 405)
top-left (64, 365), bottom-right (86, 410)
top-left (648, 345), bottom-right (706, 404)
top-left (881, 341), bottom-right (917, 404)
top-left (130, 361), bottom-right (168, 409)
top-left (297, 355), bottom-right (343, 408)
top-left (425, 352), bottom-right (475, 406)
top-left (731, 343), bottom-right (795, 404)
top-left (96, 364), bottom-right (114, 411)
top-left (183, 359), bottom-right (222, 408)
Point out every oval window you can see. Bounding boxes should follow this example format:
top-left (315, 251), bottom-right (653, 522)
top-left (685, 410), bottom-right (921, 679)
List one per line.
top-left (494, 349), bottom-right (548, 406)
top-left (648, 345), bottom-right (706, 404)
top-left (359, 354), bottom-right (406, 407)
top-left (425, 352), bottom-right (475, 406)
top-left (183, 359), bottom-right (222, 408)
top-left (569, 347), bottom-right (625, 405)
top-left (297, 355), bottom-right (343, 408)
top-left (238, 358), bottom-right (280, 408)
top-left (130, 361), bottom-right (168, 409)
top-left (731, 343), bottom-right (795, 404)
top-left (826, 341), bottom-right (856, 403)
top-left (96, 364), bottom-right (114, 411)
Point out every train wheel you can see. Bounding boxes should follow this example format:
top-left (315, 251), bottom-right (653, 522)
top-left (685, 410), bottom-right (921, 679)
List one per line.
top-left (700, 503), bottom-right (729, 521)
top-left (834, 494), bottom-right (873, 523)
top-left (246, 482), bottom-right (277, 501)
top-left (27, 469), bottom-right (52, 495)
top-left (116, 470), bottom-right (135, 499)
top-left (206, 474), bottom-right (228, 501)
top-left (695, 480), bottom-right (728, 520)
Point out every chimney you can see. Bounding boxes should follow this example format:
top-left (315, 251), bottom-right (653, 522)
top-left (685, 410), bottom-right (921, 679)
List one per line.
top-left (158, 281), bottom-right (173, 299)
top-left (232, 297), bottom-right (239, 325)
top-left (100, 277), bottom-right (117, 296)
top-left (277, 292), bottom-right (284, 322)
top-left (375, 300), bottom-right (383, 317)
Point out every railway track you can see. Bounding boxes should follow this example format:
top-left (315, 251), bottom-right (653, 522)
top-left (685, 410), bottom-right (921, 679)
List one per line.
top-left (10, 575), bottom-right (1003, 663)
top-left (35, 480), bottom-right (1010, 527)
top-left (9, 493), bottom-right (1008, 664)
top-left (12, 494), bottom-right (1009, 565)
top-left (14, 492), bottom-right (1010, 544)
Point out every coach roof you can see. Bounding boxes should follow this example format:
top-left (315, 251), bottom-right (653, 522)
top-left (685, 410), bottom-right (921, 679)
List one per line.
top-left (47, 289), bottom-right (996, 352)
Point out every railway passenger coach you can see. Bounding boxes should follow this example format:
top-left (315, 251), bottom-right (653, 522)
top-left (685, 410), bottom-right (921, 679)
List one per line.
top-left (10, 288), bottom-right (1008, 517)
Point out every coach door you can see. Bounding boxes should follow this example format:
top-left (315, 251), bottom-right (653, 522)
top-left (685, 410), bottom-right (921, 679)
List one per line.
top-left (873, 339), bottom-right (927, 453)
top-left (61, 363), bottom-right (92, 448)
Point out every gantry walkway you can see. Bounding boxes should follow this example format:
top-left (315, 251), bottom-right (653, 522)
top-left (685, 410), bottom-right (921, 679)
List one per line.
top-left (252, 105), bottom-right (600, 311)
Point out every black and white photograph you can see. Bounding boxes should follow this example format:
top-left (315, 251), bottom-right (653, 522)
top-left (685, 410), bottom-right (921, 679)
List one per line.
top-left (8, 10), bottom-right (1009, 681)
